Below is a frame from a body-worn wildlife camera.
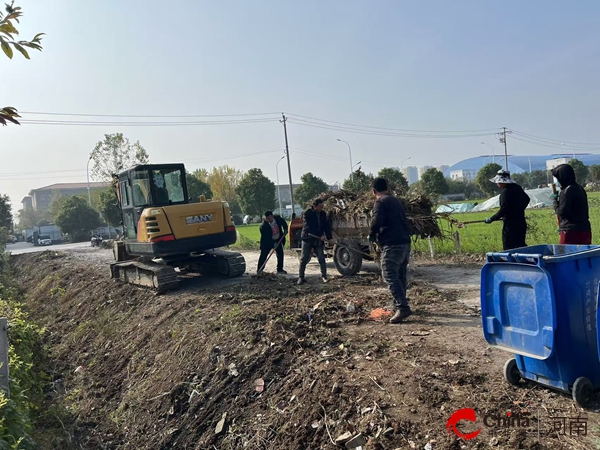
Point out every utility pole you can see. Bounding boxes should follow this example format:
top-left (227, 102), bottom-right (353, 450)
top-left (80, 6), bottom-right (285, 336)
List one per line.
top-left (281, 114), bottom-right (295, 217)
top-left (497, 127), bottom-right (511, 171)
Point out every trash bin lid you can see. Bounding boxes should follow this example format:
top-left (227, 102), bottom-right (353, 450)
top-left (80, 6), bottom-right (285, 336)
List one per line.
top-left (481, 263), bottom-right (556, 360)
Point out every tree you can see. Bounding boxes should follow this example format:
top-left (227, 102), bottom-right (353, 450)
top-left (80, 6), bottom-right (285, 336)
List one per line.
top-left (0, 195), bottom-right (12, 230)
top-left (1, 2), bottom-right (44, 126)
top-left (511, 173), bottom-right (528, 188)
top-left (90, 133), bottom-right (149, 181)
top-left (529, 170), bottom-right (548, 188)
top-left (206, 165), bottom-right (243, 214)
top-left (420, 168), bottom-right (448, 197)
top-left (569, 159), bottom-right (589, 184)
top-left (475, 163), bottom-right (503, 197)
top-left (55, 197), bottom-right (102, 242)
top-left (236, 168), bottom-right (275, 217)
top-left (96, 189), bottom-right (121, 228)
top-left (589, 165), bottom-right (600, 183)
top-left (295, 172), bottom-right (329, 204)
top-left (377, 168), bottom-right (409, 194)
top-left (192, 168), bottom-right (209, 182)
top-left (17, 208), bottom-right (51, 229)
top-left (186, 172), bottom-right (213, 202)
top-left (343, 169), bottom-right (374, 193)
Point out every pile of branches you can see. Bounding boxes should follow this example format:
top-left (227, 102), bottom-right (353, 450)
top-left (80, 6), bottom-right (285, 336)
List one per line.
top-left (319, 189), bottom-right (443, 239)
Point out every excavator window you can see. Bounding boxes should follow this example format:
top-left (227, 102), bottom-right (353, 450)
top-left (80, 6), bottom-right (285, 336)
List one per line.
top-left (132, 170), bottom-right (151, 206)
top-left (152, 168), bottom-right (185, 205)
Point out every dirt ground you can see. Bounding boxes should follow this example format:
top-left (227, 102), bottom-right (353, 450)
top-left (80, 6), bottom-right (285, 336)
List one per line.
top-left (11, 248), bottom-right (600, 450)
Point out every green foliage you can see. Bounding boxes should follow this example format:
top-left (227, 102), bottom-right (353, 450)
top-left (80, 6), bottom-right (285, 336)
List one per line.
top-left (0, 196), bottom-right (11, 231)
top-left (15, 209), bottom-right (50, 231)
top-left (342, 169), bottom-right (373, 193)
top-left (569, 159), bottom-right (589, 183)
top-left (96, 189), bottom-right (121, 227)
top-left (589, 165), bottom-right (600, 183)
top-left (377, 168), bottom-right (409, 194)
top-left (420, 168), bottom-right (448, 197)
top-left (236, 168), bottom-right (275, 217)
top-left (1, 2), bottom-right (44, 126)
top-left (295, 172), bottom-right (329, 205)
top-left (55, 196), bottom-right (102, 242)
top-left (205, 165), bottom-right (243, 214)
top-left (186, 172), bottom-right (213, 202)
top-left (90, 133), bottom-right (149, 181)
top-left (475, 163), bottom-right (503, 196)
top-left (511, 170), bottom-right (548, 190)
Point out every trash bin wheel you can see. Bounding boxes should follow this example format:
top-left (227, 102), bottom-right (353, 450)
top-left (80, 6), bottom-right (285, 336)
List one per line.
top-left (503, 358), bottom-right (521, 386)
top-left (572, 377), bottom-right (593, 408)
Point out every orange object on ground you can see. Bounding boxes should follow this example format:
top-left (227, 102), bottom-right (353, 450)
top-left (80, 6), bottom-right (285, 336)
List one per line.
top-left (369, 308), bottom-right (392, 321)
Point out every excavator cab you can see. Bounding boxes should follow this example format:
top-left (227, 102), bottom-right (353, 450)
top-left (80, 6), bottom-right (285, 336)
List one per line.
top-left (110, 163), bottom-right (245, 293)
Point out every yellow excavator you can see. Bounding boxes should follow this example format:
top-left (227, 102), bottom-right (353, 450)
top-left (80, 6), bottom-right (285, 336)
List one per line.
top-left (109, 163), bottom-right (245, 292)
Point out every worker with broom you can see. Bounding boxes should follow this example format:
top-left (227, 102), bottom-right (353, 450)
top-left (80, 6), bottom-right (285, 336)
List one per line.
top-left (257, 211), bottom-right (288, 274)
top-left (297, 198), bottom-right (332, 285)
top-left (551, 164), bottom-right (592, 245)
top-left (369, 177), bottom-right (413, 324)
top-left (484, 170), bottom-right (530, 250)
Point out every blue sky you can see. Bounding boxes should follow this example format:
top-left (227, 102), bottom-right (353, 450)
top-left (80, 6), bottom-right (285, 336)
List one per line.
top-left (3, 0), bottom-right (600, 212)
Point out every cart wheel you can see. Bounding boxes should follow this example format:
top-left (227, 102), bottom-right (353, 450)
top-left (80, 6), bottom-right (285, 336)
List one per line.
top-left (572, 377), bottom-right (593, 408)
top-left (503, 358), bottom-right (521, 386)
top-left (333, 239), bottom-right (363, 276)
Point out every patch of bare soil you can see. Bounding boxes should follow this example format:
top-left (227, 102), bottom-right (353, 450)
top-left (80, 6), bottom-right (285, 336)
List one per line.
top-left (12, 251), bottom-right (600, 450)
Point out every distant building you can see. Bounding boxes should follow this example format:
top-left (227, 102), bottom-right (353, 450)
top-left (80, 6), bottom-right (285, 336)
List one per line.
top-left (402, 166), bottom-right (419, 185)
top-left (23, 182), bottom-right (110, 212)
top-left (546, 157), bottom-right (572, 171)
top-left (450, 169), bottom-right (477, 182)
top-left (437, 165), bottom-right (450, 173)
top-left (418, 166), bottom-right (434, 180)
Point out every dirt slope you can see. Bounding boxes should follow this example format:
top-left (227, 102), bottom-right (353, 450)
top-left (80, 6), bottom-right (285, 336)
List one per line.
top-left (12, 250), bottom-right (599, 450)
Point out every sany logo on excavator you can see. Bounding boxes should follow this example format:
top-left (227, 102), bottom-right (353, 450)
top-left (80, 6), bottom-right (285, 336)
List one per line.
top-left (185, 214), bottom-right (213, 225)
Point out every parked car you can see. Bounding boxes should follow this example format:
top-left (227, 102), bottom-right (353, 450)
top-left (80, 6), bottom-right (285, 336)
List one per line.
top-left (38, 235), bottom-right (52, 246)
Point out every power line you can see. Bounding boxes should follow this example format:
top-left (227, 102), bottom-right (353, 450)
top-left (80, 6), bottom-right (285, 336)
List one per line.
top-left (20, 111), bottom-right (281, 118)
top-left (511, 130), bottom-right (600, 147)
top-left (18, 118), bottom-right (280, 127)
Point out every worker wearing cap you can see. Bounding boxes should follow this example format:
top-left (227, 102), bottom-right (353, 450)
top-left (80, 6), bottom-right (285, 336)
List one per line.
top-left (485, 170), bottom-right (531, 250)
top-left (551, 164), bottom-right (591, 245)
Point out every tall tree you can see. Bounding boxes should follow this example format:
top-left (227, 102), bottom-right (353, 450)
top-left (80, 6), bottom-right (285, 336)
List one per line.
top-left (569, 159), bottom-right (589, 184)
top-left (1, 1), bottom-right (44, 126)
top-left (186, 172), bottom-right (213, 202)
top-left (295, 172), bottom-right (329, 204)
top-left (206, 165), bottom-right (243, 214)
top-left (55, 197), bottom-right (101, 242)
top-left (90, 133), bottom-right (149, 181)
top-left (342, 169), bottom-right (374, 193)
top-left (377, 168), bottom-right (409, 194)
top-left (96, 189), bottom-right (121, 228)
top-left (420, 168), bottom-right (449, 197)
top-left (236, 168), bottom-right (275, 217)
top-left (192, 168), bottom-right (209, 182)
top-left (0, 195), bottom-right (12, 230)
top-left (17, 208), bottom-right (51, 229)
top-left (475, 163), bottom-right (503, 197)
top-left (589, 165), bottom-right (600, 183)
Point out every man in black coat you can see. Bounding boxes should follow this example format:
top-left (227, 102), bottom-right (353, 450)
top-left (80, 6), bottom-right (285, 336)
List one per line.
top-left (551, 163), bottom-right (592, 244)
top-left (297, 198), bottom-right (332, 285)
top-left (257, 211), bottom-right (288, 274)
top-left (485, 170), bottom-right (531, 250)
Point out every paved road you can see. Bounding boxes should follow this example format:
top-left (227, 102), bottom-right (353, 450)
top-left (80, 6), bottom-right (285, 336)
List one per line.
top-left (6, 241), bottom-right (90, 255)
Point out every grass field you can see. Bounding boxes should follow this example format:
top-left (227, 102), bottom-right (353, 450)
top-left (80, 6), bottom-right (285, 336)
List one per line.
top-left (235, 192), bottom-right (600, 255)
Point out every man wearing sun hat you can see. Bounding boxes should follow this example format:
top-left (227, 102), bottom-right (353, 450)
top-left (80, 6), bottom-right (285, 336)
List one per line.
top-left (484, 170), bottom-right (531, 250)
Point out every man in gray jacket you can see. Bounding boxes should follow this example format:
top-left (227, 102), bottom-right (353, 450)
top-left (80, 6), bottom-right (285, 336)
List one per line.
top-left (369, 178), bottom-right (413, 324)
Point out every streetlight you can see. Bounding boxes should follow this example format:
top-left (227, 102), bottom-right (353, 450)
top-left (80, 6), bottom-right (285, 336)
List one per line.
top-left (480, 142), bottom-right (495, 164)
top-left (336, 139), bottom-right (353, 174)
top-left (86, 155), bottom-right (93, 206)
top-left (276, 155), bottom-right (286, 215)
top-left (352, 161), bottom-right (362, 171)
top-left (401, 156), bottom-right (411, 169)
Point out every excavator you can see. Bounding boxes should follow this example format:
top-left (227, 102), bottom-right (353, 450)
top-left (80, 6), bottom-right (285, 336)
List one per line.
top-left (109, 163), bottom-right (246, 292)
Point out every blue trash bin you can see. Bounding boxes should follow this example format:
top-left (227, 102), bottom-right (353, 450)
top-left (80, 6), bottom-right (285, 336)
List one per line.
top-left (481, 244), bottom-right (600, 407)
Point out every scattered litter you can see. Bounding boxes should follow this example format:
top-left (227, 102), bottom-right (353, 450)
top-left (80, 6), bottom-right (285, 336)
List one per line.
top-left (346, 302), bottom-right (356, 313)
top-left (448, 360), bottom-right (460, 366)
top-left (339, 343), bottom-right (344, 350)
top-left (74, 365), bottom-right (85, 374)
top-left (228, 363), bottom-right (239, 377)
top-left (424, 443), bottom-right (432, 450)
top-left (254, 378), bottom-right (264, 393)
top-left (313, 300), bottom-right (323, 311)
top-left (409, 331), bottom-right (431, 336)
top-left (490, 437), bottom-right (499, 446)
top-left (215, 412), bottom-right (227, 435)
top-left (311, 420), bottom-right (320, 429)
top-left (368, 308), bottom-right (392, 321)
top-left (335, 431), bottom-right (353, 443)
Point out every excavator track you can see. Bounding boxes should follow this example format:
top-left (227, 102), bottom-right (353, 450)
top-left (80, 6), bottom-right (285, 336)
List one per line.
top-left (205, 249), bottom-right (246, 278)
top-left (110, 260), bottom-right (179, 294)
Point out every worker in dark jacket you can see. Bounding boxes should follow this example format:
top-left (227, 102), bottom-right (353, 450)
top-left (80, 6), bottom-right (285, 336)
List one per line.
top-left (257, 211), bottom-right (288, 274)
top-left (369, 177), bottom-right (413, 324)
top-left (298, 198), bottom-right (332, 285)
top-left (551, 164), bottom-right (591, 244)
top-left (485, 170), bottom-right (531, 250)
